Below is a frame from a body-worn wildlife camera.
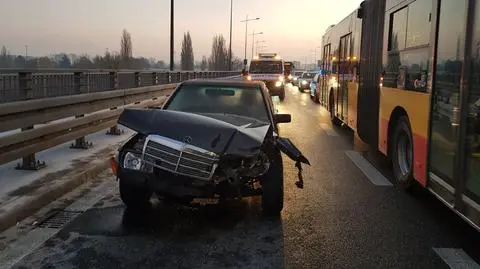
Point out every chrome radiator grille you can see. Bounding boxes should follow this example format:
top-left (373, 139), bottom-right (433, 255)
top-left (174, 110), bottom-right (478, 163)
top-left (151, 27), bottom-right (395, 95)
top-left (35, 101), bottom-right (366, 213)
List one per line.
top-left (142, 135), bottom-right (219, 180)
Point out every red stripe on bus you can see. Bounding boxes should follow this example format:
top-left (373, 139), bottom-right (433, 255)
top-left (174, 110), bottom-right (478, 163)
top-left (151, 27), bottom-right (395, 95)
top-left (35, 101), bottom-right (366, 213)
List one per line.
top-left (413, 133), bottom-right (427, 187)
top-left (379, 117), bottom-right (388, 155)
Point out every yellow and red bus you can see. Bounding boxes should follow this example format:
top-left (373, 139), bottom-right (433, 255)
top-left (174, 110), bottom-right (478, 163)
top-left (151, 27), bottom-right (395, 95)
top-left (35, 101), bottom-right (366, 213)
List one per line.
top-left (317, 0), bottom-right (480, 229)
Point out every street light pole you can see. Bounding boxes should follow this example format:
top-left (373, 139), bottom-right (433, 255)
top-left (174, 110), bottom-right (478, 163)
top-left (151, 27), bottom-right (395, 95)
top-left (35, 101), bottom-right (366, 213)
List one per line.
top-left (240, 15), bottom-right (260, 68)
top-left (170, 0), bottom-right (174, 71)
top-left (244, 15), bottom-right (248, 61)
top-left (228, 0), bottom-right (233, 71)
top-left (24, 45), bottom-right (28, 66)
top-left (251, 31), bottom-right (263, 59)
top-left (313, 46), bottom-right (321, 67)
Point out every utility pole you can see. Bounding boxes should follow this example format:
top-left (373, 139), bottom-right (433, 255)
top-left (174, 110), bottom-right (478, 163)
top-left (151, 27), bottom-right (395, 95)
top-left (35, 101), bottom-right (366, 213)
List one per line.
top-left (228, 0), bottom-right (233, 71)
top-left (170, 0), bottom-right (174, 71)
top-left (240, 15), bottom-right (260, 69)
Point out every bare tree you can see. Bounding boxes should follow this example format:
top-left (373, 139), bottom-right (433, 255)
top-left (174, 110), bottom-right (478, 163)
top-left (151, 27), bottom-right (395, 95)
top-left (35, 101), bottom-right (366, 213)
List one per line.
top-left (0, 45), bottom-right (10, 68)
top-left (200, 56), bottom-right (208, 71)
top-left (208, 35), bottom-right (228, 71)
top-left (181, 32), bottom-right (194, 70)
top-left (120, 29), bottom-right (133, 69)
top-left (74, 55), bottom-right (95, 69)
top-left (231, 56), bottom-right (243, 71)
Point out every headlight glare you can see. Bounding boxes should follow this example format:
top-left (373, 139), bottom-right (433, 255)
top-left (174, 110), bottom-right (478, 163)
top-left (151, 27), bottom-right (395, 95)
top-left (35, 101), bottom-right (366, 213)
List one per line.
top-left (275, 81), bottom-right (282, 87)
top-left (301, 80), bottom-right (308, 85)
top-left (288, 75), bottom-right (293, 79)
top-left (123, 152), bottom-right (142, 170)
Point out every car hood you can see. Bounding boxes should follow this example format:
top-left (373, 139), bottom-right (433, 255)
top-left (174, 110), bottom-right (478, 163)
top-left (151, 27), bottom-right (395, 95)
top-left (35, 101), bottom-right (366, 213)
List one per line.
top-left (117, 108), bottom-right (271, 156)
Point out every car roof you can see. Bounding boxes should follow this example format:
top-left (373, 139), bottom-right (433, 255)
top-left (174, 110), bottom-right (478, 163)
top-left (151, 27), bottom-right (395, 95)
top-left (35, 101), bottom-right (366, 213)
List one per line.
top-left (181, 79), bottom-right (264, 88)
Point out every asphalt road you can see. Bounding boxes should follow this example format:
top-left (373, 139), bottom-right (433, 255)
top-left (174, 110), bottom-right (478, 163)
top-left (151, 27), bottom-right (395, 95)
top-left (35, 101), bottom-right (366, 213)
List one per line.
top-left (3, 84), bottom-right (480, 269)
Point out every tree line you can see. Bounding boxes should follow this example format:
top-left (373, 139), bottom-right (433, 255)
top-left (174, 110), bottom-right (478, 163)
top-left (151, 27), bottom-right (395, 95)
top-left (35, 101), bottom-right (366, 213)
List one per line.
top-left (0, 30), bottom-right (243, 71)
top-left (180, 32), bottom-right (243, 71)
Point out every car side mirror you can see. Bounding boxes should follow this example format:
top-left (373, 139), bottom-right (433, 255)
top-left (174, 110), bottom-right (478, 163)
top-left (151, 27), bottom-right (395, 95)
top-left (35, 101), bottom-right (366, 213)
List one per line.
top-left (274, 113), bottom-right (291, 123)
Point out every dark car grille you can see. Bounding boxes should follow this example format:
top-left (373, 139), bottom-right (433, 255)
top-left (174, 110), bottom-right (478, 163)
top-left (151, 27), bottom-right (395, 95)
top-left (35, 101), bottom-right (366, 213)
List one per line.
top-left (142, 135), bottom-right (219, 180)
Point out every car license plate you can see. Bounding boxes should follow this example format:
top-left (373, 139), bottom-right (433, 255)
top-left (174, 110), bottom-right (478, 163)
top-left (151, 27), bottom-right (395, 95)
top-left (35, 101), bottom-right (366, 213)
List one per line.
top-left (192, 198), bottom-right (219, 205)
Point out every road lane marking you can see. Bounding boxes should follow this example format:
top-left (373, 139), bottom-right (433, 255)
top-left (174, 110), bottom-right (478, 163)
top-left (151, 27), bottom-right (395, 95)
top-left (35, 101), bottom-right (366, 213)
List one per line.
top-left (433, 248), bottom-right (480, 269)
top-left (319, 123), bottom-right (339, 137)
top-left (345, 151), bottom-right (393, 186)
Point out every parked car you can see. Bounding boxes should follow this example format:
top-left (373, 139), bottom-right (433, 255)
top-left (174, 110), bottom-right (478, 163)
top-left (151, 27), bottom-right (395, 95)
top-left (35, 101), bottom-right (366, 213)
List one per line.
top-left (309, 73), bottom-right (321, 103)
top-left (111, 79), bottom-right (310, 216)
top-left (292, 71), bottom-right (304, 86)
top-left (297, 71), bottom-right (318, 92)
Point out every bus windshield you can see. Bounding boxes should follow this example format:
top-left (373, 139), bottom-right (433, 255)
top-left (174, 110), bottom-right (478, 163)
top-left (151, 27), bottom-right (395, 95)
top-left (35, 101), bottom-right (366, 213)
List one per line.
top-left (249, 60), bottom-right (283, 74)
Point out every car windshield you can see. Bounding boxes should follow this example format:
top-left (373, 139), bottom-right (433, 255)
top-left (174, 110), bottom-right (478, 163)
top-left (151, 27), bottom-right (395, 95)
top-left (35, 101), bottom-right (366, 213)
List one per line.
top-left (249, 60), bottom-right (283, 74)
top-left (301, 72), bottom-right (317, 78)
top-left (165, 84), bottom-right (270, 123)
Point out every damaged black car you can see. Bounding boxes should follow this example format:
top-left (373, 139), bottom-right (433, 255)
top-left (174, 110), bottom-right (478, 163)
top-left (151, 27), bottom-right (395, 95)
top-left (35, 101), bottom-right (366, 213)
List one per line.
top-left (111, 79), bottom-right (310, 216)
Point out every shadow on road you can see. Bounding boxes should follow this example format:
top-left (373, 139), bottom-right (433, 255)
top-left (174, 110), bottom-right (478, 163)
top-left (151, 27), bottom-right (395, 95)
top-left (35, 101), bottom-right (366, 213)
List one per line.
top-left (48, 197), bottom-right (286, 268)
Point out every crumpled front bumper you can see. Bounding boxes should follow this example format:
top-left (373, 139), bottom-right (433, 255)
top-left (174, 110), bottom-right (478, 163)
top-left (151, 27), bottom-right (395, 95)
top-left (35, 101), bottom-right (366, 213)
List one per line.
top-left (117, 167), bottom-right (217, 198)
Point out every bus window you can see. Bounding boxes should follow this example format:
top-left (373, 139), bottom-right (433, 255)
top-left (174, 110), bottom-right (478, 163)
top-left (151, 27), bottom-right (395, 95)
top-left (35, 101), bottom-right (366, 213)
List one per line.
top-left (385, 0), bottom-right (431, 92)
top-left (406, 0), bottom-right (431, 47)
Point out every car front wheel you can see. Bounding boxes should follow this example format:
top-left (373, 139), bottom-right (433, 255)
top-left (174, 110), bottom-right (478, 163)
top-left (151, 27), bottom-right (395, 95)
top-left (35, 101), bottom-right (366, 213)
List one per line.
top-left (261, 152), bottom-right (284, 216)
top-left (279, 88), bottom-right (285, 101)
top-left (119, 177), bottom-right (153, 208)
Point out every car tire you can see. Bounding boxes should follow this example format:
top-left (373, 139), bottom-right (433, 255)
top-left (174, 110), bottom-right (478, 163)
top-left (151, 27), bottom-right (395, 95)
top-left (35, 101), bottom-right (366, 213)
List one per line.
top-left (391, 116), bottom-right (414, 189)
top-left (119, 177), bottom-right (153, 208)
top-left (261, 151), bottom-right (284, 216)
top-left (279, 88), bottom-right (285, 101)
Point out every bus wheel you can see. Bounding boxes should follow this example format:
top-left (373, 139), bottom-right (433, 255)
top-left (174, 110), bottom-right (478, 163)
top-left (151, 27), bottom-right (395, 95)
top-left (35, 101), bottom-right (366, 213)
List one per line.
top-left (391, 116), bottom-right (414, 189)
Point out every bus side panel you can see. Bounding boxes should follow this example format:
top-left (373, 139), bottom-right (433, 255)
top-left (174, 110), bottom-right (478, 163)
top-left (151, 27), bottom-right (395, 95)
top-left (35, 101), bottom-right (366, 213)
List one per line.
top-left (379, 87), bottom-right (430, 186)
top-left (357, 0), bottom-right (386, 147)
top-left (347, 82), bottom-right (359, 130)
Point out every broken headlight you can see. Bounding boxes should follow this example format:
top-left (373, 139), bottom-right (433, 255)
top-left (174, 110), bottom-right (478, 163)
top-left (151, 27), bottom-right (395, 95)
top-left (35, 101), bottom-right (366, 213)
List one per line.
top-left (123, 152), bottom-right (142, 170)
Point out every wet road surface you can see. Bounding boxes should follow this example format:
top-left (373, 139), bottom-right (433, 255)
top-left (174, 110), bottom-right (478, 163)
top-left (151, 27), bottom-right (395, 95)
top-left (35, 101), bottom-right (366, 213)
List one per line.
top-left (3, 84), bottom-right (480, 269)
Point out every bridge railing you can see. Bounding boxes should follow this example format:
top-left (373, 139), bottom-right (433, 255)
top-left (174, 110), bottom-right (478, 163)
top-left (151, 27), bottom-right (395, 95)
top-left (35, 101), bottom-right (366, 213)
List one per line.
top-left (0, 69), bottom-right (240, 104)
top-left (0, 69), bottom-right (241, 170)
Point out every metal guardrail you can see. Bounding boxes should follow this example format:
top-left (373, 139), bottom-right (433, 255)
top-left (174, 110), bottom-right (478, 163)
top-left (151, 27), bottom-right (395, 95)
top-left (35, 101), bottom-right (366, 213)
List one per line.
top-left (0, 69), bottom-right (240, 104)
top-left (0, 69), bottom-right (241, 170)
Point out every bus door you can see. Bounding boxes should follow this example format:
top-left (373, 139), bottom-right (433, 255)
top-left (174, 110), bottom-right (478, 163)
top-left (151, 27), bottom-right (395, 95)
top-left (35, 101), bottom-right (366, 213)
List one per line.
top-left (429, 0), bottom-right (480, 225)
top-left (459, 0), bottom-right (480, 224)
top-left (338, 33), bottom-right (352, 122)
